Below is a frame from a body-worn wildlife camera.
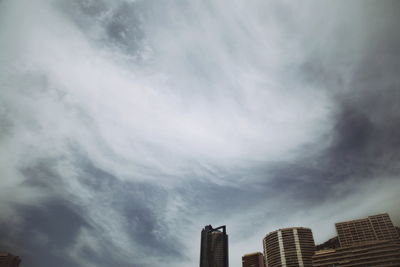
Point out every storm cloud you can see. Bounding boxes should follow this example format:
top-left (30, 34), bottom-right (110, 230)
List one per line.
top-left (1, 0), bottom-right (400, 266)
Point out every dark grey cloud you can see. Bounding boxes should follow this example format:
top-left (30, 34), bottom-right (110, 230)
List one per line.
top-left (1, 154), bottom-right (184, 266)
top-left (0, 200), bottom-right (86, 267)
top-left (256, 1), bottom-right (400, 211)
top-left (59, 0), bottom-right (147, 60)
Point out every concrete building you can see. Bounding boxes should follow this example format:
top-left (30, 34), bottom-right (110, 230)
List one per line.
top-left (313, 213), bottom-right (400, 266)
top-left (242, 252), bottom-right (265, 267)
top-left (335, 213), bottom-right (399, 247)
top-left (263, 227), bottom-right (315, 267)
top-left (200, 225), bottom-right (229, 267)
top-left (313, 239), bottom-right (400, 266)
top-left (0, 252), bottom-right (21, 267)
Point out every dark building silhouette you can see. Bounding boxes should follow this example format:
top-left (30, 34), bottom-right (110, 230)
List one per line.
top-left (263, 227), bottom-right (315, 267)
top-left (315, 236), bottom-right (340, 251)
top-left (313, 213), bottom-right (400, 266)
top-left (200, 225), bottom-right (229, 267)
top-left (242, 252), bottom-right (265, 267)
top-left (0, 252), bottom-right (21, 267)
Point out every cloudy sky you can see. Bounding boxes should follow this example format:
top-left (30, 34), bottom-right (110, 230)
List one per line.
top-left (1, 0), bottom-right (400, 266)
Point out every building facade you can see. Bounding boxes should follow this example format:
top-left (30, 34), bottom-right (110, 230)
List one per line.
top-left (313, 239), bottom-right (400, 266)
top-left (313, 213), bottom-right (400, 266)
top-left (200, 225), bottom-right (229, 267)
top-left (335, 213), bottom-right (399, 247)
top-left (242, 252), bottom-right (265, 267)
top-left (0, 252), bottom-right (21, 267)
top-left (263, 227), bottom-right (315, 267)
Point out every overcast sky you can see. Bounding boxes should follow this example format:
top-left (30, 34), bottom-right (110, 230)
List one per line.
top-left (1, 0), bottom-right (400, 266)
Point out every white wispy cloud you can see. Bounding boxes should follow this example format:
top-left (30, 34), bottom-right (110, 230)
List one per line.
top-left (1, 0), bottom-right (399, 266)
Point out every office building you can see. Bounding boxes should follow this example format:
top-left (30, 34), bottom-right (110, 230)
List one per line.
top-left (335, 213), bottom-right (399, 247)
top-left (200, 225), bottom-right (229, 267)
top-left (242, 252), bottom-right (265, 267)
top-left (0, 252), bottom-right (21, 267)
top-left (263, 227), bottom-right (315, 267)
top-left (313, 213), bottom-right (400, 266)
top-left (313, 239), bottom-right (400, 266)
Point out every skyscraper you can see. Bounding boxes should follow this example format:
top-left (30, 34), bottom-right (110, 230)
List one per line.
top-left (200, 225), bottom-right (229, 267)
top-left (0, 252), bottom-right (21, 267)
top-left (263, 227), bottom-right (315, 267)
top-left (242, 252), bottom-right (265, 267)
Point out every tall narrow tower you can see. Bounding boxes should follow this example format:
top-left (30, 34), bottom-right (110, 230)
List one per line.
top-left (200, 225), bottom-right (229, 267)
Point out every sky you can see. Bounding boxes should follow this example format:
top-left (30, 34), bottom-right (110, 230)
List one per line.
top-left (0, 0), bottom-right (400, 266)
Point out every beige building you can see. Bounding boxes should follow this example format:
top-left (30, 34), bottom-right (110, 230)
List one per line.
top-left (335, 213), bottom-right (399, 247)
top-left (313, 213), bottom-right (400, 266)
top-left (313, 239), bottom-right (400, 266)
top-left (242, 252), bottom-right (265, 267)
top-left (263, 227), bottom-right (315, 267)
top-left (0, 252), bottom-right (21, 267)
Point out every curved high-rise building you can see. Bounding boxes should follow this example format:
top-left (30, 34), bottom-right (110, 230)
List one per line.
top-left (263, 227), bottom-right (315, 267)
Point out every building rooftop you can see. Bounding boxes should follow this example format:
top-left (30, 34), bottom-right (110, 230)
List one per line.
top-left (243, 252), bottom-right (263, 257)
top-left (264, 226), bottom-right (312, 236)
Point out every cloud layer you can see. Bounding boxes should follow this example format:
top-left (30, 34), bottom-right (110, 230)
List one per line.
top-left (1, 0), bottom-right (400, 266)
